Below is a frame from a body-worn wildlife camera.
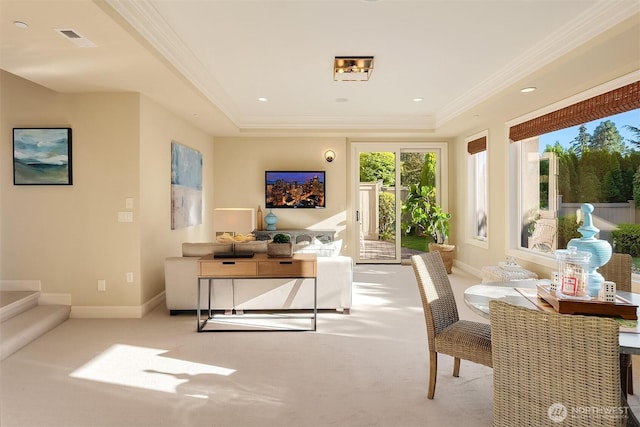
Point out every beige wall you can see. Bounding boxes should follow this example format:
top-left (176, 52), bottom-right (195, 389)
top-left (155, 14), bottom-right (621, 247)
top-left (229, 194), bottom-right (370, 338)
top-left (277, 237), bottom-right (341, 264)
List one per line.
top-left (1, 71), bottom-right (214, 316)
top-left (214, 137), bottom-right (349, 246)
top-left (139, 96), bottom-right (214, 304)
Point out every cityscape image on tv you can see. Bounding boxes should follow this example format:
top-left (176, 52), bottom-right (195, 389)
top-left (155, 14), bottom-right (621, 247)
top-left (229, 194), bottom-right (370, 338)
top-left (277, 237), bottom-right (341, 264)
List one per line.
top-left (266, 171), bottom-right (325, 208)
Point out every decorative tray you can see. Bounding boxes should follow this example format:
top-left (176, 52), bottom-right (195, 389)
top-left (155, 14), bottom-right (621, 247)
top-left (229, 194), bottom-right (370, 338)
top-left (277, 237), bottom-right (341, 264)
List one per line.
top-left (536, 284), bottom-right (638, 320)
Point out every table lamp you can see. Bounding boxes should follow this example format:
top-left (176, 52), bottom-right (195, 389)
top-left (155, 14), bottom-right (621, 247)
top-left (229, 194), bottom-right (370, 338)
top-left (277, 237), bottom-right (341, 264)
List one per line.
top-left (214, 208), bottom-right (256, 258)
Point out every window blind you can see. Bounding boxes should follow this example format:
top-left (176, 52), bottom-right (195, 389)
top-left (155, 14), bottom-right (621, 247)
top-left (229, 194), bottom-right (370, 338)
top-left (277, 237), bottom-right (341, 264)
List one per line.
top-left (509, 81), bottom-right (640, 142)
top-left (467, 136), bottom-right (487, 155)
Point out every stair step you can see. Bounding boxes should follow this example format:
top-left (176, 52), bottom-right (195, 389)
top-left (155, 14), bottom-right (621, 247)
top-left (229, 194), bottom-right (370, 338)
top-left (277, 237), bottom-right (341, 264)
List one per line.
top-left (1, 304), bottom-right (71, 361)
top-left (0, 290), bottom-right (40, 322)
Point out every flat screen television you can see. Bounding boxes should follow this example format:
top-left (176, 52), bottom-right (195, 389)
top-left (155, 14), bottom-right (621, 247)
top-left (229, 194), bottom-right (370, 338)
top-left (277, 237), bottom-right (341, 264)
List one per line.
top-left (265, 171), bottom-right (326, 209)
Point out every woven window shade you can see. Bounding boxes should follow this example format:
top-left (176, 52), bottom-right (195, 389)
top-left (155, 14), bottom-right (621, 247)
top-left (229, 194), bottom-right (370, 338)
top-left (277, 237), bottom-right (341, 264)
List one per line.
top-left (467, 136), bottom-right (487, 154)
top-left (509, 81), bottom-right (640, 142)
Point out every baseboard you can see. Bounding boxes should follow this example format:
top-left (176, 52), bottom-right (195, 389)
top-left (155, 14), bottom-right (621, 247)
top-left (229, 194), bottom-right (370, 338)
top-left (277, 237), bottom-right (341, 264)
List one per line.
top-left (39, 293), bottom-right (71, 306)
top-left (452, 259), bottom-right (482, 279)
top-left (70, 291), bottom-right (165, 318)
top-left (141, 292), bottom-right (165, 316)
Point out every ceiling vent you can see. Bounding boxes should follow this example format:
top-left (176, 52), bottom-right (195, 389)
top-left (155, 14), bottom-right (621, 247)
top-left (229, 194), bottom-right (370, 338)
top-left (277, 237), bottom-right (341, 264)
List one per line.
top-left (334, 56), bottom-right (374, 81)
top-left (54, 28), bottom-right (96, 48)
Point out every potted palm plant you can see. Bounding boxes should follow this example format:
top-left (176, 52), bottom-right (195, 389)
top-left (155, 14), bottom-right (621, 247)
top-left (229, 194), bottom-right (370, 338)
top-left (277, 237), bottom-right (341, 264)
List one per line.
top-left (402, 184), bottom-right (454, 273)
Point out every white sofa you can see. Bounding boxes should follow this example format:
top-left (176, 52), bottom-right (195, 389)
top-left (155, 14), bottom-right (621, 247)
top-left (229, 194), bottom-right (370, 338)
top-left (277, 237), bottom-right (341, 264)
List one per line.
top-left (164, 240), bottom-right (353, 315)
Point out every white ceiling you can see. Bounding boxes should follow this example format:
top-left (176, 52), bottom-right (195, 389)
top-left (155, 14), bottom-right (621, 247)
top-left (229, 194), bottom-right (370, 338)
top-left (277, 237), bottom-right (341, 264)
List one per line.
top-left (1, 0), bottom-right (639, 138)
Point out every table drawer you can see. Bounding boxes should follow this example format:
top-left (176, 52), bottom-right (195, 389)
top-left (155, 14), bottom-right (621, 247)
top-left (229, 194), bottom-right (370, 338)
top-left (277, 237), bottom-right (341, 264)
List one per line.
top-left (258, 260), bottom-right (316, 278)
top-left (198, 260), bottom-right (257, 277)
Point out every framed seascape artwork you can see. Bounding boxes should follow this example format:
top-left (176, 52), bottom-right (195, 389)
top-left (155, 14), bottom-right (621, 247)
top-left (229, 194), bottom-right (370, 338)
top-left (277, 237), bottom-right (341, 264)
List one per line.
top-left (171, 141), bottom-right (203, 230)
top-left (13, 128), bottom-right (73, 185)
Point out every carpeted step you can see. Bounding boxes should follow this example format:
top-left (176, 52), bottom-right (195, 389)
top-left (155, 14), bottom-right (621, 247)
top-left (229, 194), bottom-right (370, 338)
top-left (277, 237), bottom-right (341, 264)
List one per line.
top-left (0, 290), bottom-right (40, 322)
top-left (1, 305), bottom-right (71, 361)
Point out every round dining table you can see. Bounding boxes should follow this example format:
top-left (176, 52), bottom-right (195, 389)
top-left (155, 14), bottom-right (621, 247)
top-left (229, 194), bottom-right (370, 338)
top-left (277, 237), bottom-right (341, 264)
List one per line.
top-left (463, 279), bottom-right (640, 355)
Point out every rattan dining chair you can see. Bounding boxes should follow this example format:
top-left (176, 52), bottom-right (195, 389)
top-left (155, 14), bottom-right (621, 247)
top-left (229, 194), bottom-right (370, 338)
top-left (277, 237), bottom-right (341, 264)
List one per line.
top-left (600, 253), bottom-right (633, 292)
top-left (490, 300), bottom-right (626, 427)
top-left (600, 253), bottom-right (634, 395)
top-left (410, 252), bottom-right (492, 399)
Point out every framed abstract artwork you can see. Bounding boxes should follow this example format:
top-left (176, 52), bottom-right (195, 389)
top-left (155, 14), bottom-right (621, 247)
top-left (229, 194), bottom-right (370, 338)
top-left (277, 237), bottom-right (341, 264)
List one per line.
top-left (171, 141), bottom-right (203, 229)
top-left (13, 128), bottom-right (73, 185)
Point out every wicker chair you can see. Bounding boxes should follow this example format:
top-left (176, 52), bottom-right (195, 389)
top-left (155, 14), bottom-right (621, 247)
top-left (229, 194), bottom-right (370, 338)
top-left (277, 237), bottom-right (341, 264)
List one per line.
top-left (599, 253), bottom-right (634, 395)
top-left (528, 220), bottom-right (557, 252)
top-left (410, 252), bottom-right (492, 399)
top-left (490, 300), bottom-right (626, 427)
top-left (599, 253), bottom-right (633, 292)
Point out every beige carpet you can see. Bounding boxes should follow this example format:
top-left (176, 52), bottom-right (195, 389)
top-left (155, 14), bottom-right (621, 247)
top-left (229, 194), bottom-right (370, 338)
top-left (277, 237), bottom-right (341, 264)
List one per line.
top-left (1, 264), bottom-right (637, 426)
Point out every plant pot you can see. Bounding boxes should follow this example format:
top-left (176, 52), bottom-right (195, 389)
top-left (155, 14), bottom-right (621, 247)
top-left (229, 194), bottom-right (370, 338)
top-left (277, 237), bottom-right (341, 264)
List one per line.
top-left (428, 243), bottom-right (455, 274)
top-left (267, 242), bottom-right (293, 257)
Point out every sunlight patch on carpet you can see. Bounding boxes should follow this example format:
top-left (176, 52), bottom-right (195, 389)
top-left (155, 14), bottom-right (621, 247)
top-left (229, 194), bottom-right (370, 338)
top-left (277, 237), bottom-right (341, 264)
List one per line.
top-left (70, 344), bottom-right (235, 394)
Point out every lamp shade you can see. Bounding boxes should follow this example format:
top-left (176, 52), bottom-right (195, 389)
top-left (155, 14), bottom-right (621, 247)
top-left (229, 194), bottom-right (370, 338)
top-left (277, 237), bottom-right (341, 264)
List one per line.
top-left (214, 208), bottom-right (256, 234)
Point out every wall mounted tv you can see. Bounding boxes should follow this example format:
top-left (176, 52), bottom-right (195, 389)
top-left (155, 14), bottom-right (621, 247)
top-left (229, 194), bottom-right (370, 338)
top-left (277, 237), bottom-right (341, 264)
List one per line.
top-left (265, 171), bottom-right (326, 209)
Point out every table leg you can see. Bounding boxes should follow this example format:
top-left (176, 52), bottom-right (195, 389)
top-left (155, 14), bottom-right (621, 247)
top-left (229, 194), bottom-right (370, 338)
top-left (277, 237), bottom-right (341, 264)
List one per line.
top-left (313, 277), bottom-right (317, 331)
top-left (197, 278), bottom-right (201, 332)
top-left (208, 278), bottom-right (212, 319)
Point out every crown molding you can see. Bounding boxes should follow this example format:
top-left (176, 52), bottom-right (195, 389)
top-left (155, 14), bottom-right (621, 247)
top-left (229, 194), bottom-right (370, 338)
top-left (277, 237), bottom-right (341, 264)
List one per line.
top-left (107, 0), bottom-right (638, 132)
top-left (105, 0), bottom-right (241, 127)
top-left (435, 2), bottom-right (640, 128)
top-left (237, 114), bottom-right (436, 131)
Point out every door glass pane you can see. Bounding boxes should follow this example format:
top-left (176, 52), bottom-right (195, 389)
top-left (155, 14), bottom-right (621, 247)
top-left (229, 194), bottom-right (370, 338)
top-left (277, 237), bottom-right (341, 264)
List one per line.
top-left (358, 151), bottom-right (396, 261)
top-left (400, 151), bottom-right (437, 259)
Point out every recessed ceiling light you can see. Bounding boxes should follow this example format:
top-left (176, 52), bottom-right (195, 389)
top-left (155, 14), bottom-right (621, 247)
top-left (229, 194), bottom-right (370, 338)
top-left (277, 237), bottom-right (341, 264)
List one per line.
top-left (258, 97), bottom-right (268, 102)
top-left (413, 97), bottom-right (424, 102)
top-left (520, 87), bottom-right (537, 93)
top-left (13, 21), bottom-right (28, 29)
top-left (336, 98), bottom-right (349, 103)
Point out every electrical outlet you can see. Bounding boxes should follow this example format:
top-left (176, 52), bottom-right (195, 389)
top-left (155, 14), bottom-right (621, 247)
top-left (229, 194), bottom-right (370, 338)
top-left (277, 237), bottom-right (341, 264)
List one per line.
top-left (98, 279), bottom-right (106, 291)
top-left (126, 272), bottom-right (134, 283)
top-left (118, 211), bottom-right (133, 222)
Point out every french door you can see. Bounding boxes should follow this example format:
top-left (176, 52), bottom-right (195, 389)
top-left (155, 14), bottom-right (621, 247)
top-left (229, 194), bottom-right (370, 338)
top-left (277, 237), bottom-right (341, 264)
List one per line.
top-left (351, 142), bottom-right (448, 264)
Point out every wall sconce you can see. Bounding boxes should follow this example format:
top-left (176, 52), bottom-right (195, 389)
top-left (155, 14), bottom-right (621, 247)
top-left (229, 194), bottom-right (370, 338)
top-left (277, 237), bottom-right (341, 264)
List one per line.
top-left (325, 150), bottom-right (336, 163)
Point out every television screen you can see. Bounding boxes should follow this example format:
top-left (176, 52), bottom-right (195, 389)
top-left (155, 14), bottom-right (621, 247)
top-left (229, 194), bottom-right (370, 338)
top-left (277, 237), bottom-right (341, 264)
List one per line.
top-left (265, 171), bottom-right (326, 209)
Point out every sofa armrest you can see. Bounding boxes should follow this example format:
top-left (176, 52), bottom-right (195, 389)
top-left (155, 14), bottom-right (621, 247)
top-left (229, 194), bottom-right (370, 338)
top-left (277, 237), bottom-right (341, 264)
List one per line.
top-left (318, 256), bottom-right (353, 309)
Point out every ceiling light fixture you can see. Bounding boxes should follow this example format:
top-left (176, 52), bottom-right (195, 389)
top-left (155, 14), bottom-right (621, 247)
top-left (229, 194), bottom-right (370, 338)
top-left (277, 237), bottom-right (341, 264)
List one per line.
top-left (520, 87), bottom-right (537, 93)
top-left (413, 97), bottom-right (424, 102)
top-left (14, 21), bottom-right (28, 29)
top-left (258, 97), bottom-right (268, 102)
top-left (334, 56), bottom-right (374, 81)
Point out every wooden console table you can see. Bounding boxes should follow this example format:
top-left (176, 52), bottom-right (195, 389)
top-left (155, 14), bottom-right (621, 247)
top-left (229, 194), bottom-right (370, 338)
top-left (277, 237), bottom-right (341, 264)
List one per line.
top-left (196, 253), bottom-right (318, 332)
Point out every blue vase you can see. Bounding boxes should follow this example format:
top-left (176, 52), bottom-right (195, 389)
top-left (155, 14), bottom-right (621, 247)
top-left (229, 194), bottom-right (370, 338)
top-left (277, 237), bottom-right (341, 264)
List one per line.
top-left (264, 209), bottom-right (278, 231)
top-left (567, 203), bottom-right (612, 297)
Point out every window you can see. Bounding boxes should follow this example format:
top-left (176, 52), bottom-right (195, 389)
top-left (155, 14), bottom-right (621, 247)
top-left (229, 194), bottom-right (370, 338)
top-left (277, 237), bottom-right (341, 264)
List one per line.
top-left (509, 77), bottom-right (640, 272)
top-left (467, 131), bottom-right (488, 245)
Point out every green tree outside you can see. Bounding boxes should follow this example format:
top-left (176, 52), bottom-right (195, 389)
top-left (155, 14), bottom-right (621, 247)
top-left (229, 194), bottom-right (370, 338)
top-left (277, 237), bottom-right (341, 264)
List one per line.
top-left (359, 152), bottom-right (395, 185)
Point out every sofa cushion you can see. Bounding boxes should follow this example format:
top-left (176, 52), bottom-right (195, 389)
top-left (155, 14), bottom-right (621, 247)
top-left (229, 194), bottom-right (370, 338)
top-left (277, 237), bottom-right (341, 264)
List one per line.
top-left (234, 240), bottom-right (268, 254)
top-left (294, 239), bottom-right (342, 257)
top-left (182, 242), bottom-right (227, 257)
